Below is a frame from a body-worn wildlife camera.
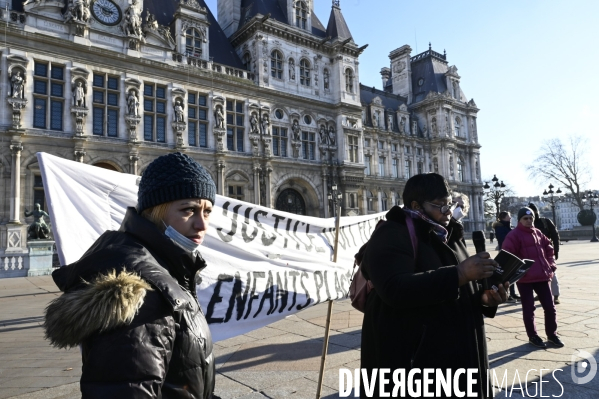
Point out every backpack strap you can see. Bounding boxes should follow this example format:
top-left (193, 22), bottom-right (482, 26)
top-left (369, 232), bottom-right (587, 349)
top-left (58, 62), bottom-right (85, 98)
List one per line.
top-left (405, 216), bottom-right (418, 260)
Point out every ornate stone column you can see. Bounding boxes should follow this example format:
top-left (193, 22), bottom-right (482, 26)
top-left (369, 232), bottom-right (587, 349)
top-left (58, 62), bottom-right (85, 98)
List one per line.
top-left (253, 163), bottom-right (261, 205)
top-left (264, 163), bottom-right (273, 208)
top-left (322, 169), bottom-right (329, 218)
top-left (74, 149), bottom-right (86, 163)
top-left (129, 154), bottom-right (140, 175)
top-left (9, 142), bottom-right (23, 223)
top-left (216, 160), bottom-right (226, 196)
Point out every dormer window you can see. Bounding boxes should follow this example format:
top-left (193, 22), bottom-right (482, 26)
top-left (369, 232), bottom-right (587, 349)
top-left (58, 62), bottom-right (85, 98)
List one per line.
top-left (345, 68), bottom-right (354, 93)
top-left (295, 1), bottom-right (308, 30)
top-left (185, 28), bottom-right (203, 58)
top-left (300, 58), bottom-right (311, 86)
top-left (271, 50), bottom-right (283, 79)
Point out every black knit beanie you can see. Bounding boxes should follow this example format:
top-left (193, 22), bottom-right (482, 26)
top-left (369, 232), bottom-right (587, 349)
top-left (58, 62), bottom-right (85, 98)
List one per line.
top-left (517, 207), bottom-right (534, 221)
top-left (137, 152), bottom-right (216, 213)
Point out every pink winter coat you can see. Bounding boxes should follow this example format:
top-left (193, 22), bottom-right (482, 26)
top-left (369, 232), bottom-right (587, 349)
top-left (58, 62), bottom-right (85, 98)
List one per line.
top-left (502, 223), bottom-right (556, 283)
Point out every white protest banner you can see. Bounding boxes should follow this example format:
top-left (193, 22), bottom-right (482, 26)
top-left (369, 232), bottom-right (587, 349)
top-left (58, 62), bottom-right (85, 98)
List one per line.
top-left (38, 153), bottom-right (384, 341)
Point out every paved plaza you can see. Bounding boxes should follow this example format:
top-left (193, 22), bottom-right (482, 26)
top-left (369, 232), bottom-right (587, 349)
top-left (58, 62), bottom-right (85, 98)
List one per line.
top-left (1, 240), bottom-right (598, 398)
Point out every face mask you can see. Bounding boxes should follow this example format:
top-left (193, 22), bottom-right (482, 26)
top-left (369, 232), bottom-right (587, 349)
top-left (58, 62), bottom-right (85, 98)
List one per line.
top-left (453, 206), bottom-right (465, 221)
top-left (164, 225), bottom-right (202, 254)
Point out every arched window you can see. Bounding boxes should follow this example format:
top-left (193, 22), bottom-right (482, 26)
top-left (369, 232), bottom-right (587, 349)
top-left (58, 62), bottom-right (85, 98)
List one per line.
top-left (185, 28), bottom-right (203, 58)
top-left (455, 117), bottom-right (461, 137)
top-left (345, 68), bottom-right (354, 93)
top-left (242, 53), bottom-right (252, 72)
top-left (271, 50), bottom-right (283, 79)
top-left (300, 58), bottom-right (311, 86)
top-left (295, 1), bottom-right (308, 29)
top-left (367, 190), bottom-right (374, 211)
top-left (457, 157), bottom-right (465, 182)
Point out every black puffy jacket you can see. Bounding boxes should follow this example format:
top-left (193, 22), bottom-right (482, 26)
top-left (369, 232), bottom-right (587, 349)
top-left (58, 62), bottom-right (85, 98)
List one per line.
top-left (44, 208), bottom-right (216, 399)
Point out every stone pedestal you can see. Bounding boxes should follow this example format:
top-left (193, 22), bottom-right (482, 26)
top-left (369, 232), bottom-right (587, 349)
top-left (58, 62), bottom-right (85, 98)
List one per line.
top-left (27, 240), bottom-right (55, 277)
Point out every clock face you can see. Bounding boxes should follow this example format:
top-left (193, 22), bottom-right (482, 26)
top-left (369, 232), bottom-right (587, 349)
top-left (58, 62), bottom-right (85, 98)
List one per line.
top-left (91, 0), bottom-right (122, 26)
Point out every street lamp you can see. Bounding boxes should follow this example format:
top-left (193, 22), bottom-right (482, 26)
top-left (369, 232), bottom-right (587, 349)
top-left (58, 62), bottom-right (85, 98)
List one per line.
top-left (542, 184), bottom-right (562, 226)
top-left (582, 191), bottom-right (599, 243)
top-left (327, 184), bottom-right (343, 218)
top-left (483, 174), bottom-right (507, 220)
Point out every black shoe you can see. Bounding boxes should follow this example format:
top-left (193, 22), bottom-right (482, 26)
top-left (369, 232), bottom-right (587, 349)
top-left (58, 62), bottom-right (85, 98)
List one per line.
top-left (512, 293), bottom-right (521, 300)
top-left (547, 335), bottom-right (564, 348)
top-left (529, 335), bottom-right (547, 348)
top-left (554, 296), bottom-right (560, 304)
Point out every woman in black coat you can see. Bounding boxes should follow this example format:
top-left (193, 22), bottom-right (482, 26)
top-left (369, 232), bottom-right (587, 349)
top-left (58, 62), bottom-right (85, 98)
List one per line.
top-left (360, 173), bottom-right (509, 398)
top-left (44, 153), bottom-right (218, 399)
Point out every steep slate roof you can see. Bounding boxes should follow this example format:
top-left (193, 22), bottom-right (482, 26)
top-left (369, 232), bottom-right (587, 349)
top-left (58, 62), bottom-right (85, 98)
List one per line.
top-left (325, 4), bottom-right (352, 41)
top-left (360, 84), bottom-right (408, 128)
top-left (409, 47), bottom-right (449, 103)
top-left (146, 0), bottom-right (244, 68)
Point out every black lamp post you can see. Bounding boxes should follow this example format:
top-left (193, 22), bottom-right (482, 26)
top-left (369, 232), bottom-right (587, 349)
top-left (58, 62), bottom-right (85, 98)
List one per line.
top-left (483, 174), bottom-right (506, 220)
top-left (582, 191), bottom-right (599, 243)
top-left (327, 184), bottom-right (343, 219)
top-left (542, 184), bottom-right (562, 226)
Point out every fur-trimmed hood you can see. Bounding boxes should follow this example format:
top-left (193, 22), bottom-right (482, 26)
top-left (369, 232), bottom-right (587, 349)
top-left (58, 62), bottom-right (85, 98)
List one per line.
top-left (44, 269), bottom-right (152, 348)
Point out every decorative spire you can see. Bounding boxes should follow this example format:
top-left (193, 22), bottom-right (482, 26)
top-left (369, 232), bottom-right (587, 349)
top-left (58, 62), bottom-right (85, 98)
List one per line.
top-left (333, 0), bottom-right (340, 7)
top-left (429, 42), bottom-right (431, 50)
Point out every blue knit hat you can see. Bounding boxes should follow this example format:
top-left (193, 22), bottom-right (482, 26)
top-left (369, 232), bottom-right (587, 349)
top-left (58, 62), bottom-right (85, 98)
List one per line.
top-left (137, 152), bottom-right (216, 212)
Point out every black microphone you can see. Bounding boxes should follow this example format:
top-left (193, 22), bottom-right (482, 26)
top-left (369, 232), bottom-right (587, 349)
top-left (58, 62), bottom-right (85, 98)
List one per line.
top-left (472, 231), bottom-right (486, 254)
top-left (472, 231), bottom-right (489, 290)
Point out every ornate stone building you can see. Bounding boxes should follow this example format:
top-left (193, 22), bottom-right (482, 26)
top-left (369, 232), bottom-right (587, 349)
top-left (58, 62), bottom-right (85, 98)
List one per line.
top-left (0, 0), bottom-right (484, 259)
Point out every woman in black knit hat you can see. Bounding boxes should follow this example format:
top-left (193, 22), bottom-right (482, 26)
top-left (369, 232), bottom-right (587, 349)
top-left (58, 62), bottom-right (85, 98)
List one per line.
top-left (44, 152), bottom-right (219, 399)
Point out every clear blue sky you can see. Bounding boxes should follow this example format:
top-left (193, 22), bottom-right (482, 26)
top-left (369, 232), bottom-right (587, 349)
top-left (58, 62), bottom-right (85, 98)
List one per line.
top-left (205, 0), bottom-right (599, 197)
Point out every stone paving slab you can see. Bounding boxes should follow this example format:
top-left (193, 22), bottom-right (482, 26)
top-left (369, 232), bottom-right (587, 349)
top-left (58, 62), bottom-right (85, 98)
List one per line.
top-left (1, 240), bottom-right (598, 398)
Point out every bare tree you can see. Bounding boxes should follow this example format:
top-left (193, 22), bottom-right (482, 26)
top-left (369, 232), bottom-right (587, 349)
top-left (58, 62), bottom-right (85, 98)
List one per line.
top-left (526, 135), bottom-right (590, 211)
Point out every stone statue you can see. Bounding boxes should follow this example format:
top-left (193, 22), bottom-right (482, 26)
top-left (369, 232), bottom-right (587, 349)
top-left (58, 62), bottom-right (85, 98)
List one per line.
top-left (127, 90), bottom-right (139, 116)
top-left (25, 203), bottom-right (51, 240)
top-left (72, 81), bottom-right (85, 107)
top-left (291, 120), bottom-right (301, 141)
top-left (431, 117), bottom-right (437, 136)
top-left (215, 106), bottom-right (225, 129)
top-left (145, 11), bottom-right (158, 30)
top-left (288, 59), bottom-right (295, 80)
top-left (10, 71), bottom-right (25, 99)
top-left (387, 114), bottom-right (393, 131)
top-left (328, 126), bottom-right (336, 146)
top-left (323, 70), bottom-right (329, 90)
top-left (399, 117), bottom-right (405, 133)
top-left (122, 0), bottom-right (143, 38)
top-left (174, 99), bottom-right (184, 122)
top-left (319, 125), bottom-right (327, 144)
top-left (65, 0), bottom-right (90, 23)
top-left (372, 111), bottom-right (379, 127)
top-left (250, 113), bottom-right (259, 134)
top-left (261, 114), bottom-right (270, 135)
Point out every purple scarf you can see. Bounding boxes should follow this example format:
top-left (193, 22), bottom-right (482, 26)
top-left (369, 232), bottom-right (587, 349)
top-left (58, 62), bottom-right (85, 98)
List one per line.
top-left (403, 208), bottom-right (448, 243)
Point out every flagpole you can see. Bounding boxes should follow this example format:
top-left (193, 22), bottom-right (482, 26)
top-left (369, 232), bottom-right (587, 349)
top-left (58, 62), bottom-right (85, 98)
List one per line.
top-left (316, 185), bottom-right (342, 399)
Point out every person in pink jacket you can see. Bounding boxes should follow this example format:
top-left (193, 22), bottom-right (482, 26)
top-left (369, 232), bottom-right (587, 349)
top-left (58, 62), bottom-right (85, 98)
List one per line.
top-left (502, 207), bottom-right (564, 349)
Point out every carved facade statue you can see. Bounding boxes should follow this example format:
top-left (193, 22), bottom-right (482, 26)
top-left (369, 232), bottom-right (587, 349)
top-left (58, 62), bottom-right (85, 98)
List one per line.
top-left (25, 203), bottom-right (51, 240)
top-left (261, 114), bottom-right (270, 135)
top-left (387, 114), bottom-right (393, 131)
top-left (328, 126), bottom-right (336, 146)
top-left (372, 110), bottom-right (379, 127)
top-left (250, 113), bottom-right (259, 134)
top-left (323, 69), bottom-right (329, 90)
top-left (145, 11), bottom-right (158, 30)
top-left (214, 106), bottom-right (225, 129)
top-left (72, 81), bottom-right (86, 107)
top-left (399, 117), bottom-right (405, 133)
top-left (431, 117), bottom-right (437, 136)
top-left (122, 0), bottom-right (143, 38)
top-left (288, 59), bottom-right (295, 80)
top-left (291, 120), bottom-right (301, 141)
top-left (173, 99), bottom-right (184, 122)
top-left (319, 125), bottom-right (327, 144)
top-left (64, 0), bottom-right (90, 23)
top-left (10, 71), bottom-right (25, 99)
top-left (127, 90), bottom-right (139, 116)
